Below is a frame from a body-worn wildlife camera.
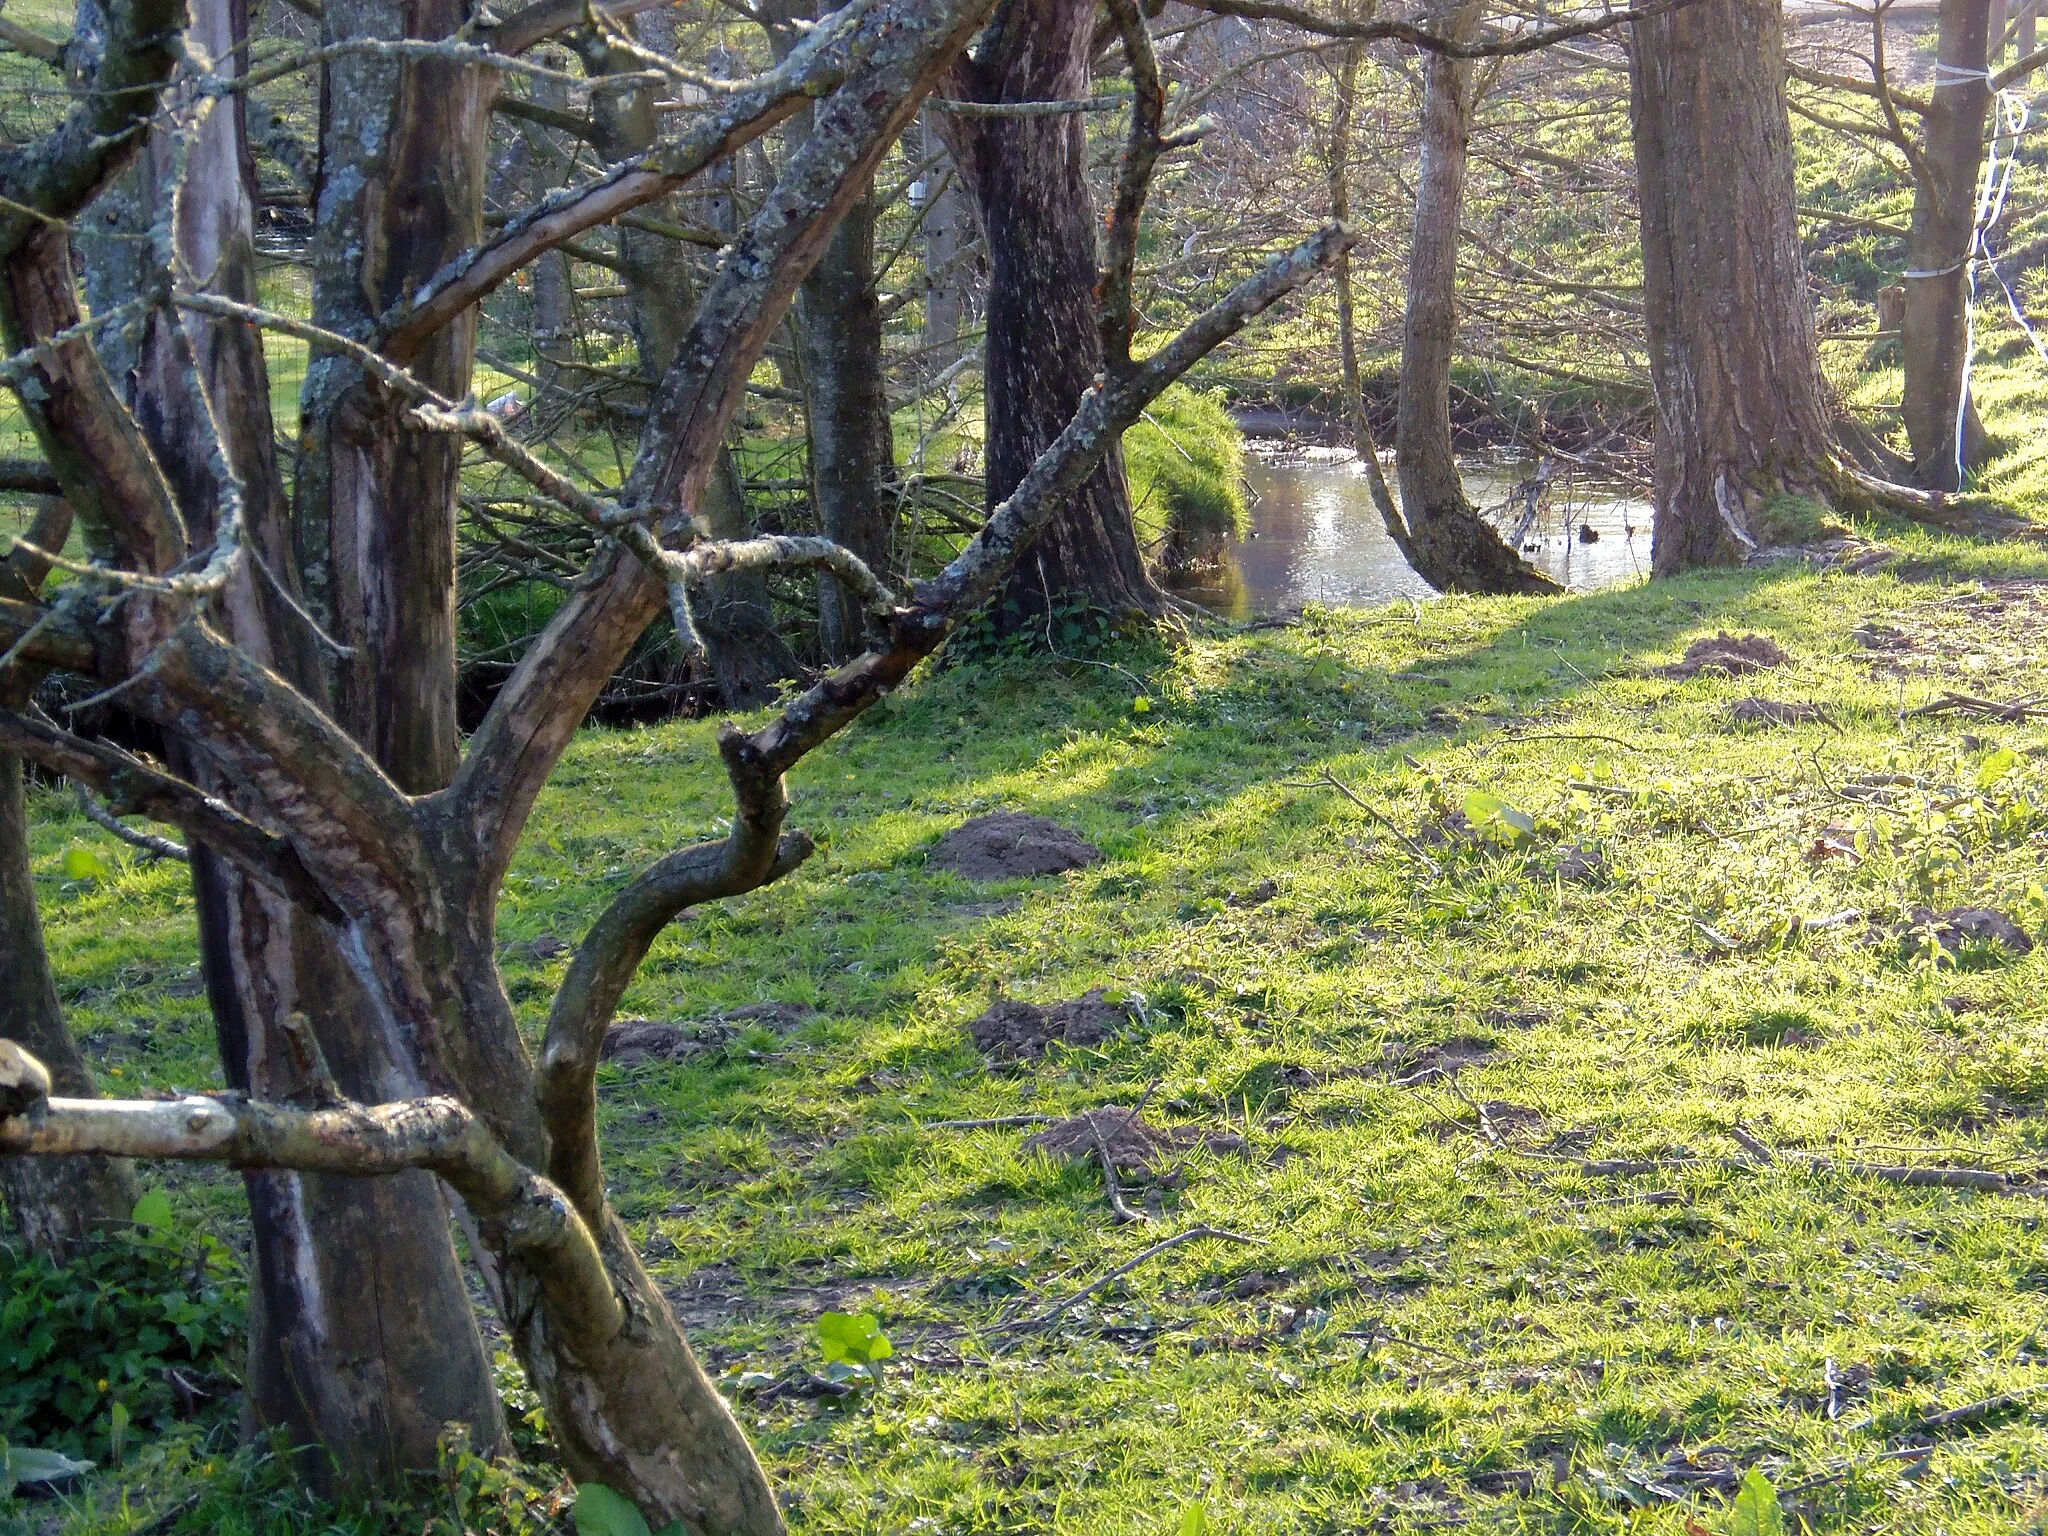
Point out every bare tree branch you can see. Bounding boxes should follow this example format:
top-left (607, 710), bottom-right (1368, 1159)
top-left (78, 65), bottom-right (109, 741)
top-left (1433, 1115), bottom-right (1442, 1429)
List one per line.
top-left (537, 727), bottom-right (812, 1220)
top-left (1172, 0), bottom-right (1696, 57)
top-left (452, 0), bottom-right (998, 891)
top-left (1098, 0), bottom-right (1165, 371)
top-left (0, 706), bottom-right (339, 918)
top-left (74, 781), bottom-right (189, 861)
top-left (748, 221), bottom-right (1357, 777)
top-left (0, 1044), bottom-right (627, 1357)
top-left (379, 1), bottom-right (881, 354)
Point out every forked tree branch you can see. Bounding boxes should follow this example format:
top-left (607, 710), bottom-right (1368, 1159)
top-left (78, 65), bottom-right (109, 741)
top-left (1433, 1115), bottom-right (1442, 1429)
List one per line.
top-left (537, 727), bottom-right (813, 1220)
top-left (748, 222), bottom-right (1357, 777)
top-left (452, 0), bottom-right (998, 888)
top-left (378, 0), bottom-right (880, 355)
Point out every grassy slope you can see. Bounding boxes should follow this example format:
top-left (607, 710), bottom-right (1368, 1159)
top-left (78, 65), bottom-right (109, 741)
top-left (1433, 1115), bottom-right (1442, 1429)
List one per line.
top-left (25, 19), bottom-right (2048, 1536)
top-left (26, 518), bottom-right (2048, 1534)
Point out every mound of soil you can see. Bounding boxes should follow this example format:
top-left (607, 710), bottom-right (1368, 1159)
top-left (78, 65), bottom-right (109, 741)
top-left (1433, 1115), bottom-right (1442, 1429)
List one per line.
top-left (1729, 697), bottom-right (1826, 727)
top-left (969, 988), bottom-right (1132, 1060)
top-left (1903, 906), bottom-right (2035, 956)
top-left (1663, 633), bottom-right (1790, 679)
top-left (928, 813), bottom-right (1103, 880)
top-left (1023, 1106), bottom-right (1249, 1174)
top-left (601, 1002), bottom-right (816, 1065)
top-left (1554, 843), bottom-right (1610, 884)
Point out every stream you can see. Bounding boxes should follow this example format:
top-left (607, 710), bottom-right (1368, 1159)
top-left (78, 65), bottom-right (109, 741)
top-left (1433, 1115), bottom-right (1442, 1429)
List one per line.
top-left (1168, 443), bottom-right (1654, 619)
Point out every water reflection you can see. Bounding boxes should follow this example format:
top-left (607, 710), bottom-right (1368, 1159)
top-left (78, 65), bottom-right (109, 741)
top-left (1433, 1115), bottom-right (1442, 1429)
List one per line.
top-left (1172, 445), bottom-right (1652, 620)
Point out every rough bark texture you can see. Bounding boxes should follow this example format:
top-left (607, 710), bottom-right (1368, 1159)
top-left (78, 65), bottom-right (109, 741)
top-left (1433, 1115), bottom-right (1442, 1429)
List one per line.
top-left (942, 0), bottom-right (1165, 629)
top-left (187, 0), bottom-right (505, 1484)
top-left (1903, 0), bottom-right (1992, 490)
top-left (1630, 0), bottom-right (1840, 574)
top-left (299, 0), bottom-right (492, 791)
top-left (1392, 3), bottom-right (1557, 595)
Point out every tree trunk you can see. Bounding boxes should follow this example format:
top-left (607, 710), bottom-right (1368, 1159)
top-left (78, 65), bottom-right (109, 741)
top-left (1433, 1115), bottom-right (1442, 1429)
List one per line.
top-left (170, 0), bottom-right (504, 1484)
top-left (942, 0), bottom-right (1165, 629)
top-left (763, 0), bottom-right (898, 659)
top-left (1630, 0), bottom-right (1840, 573)
top-left (1903, 0), bottom-right (1993, 490)
top-left (796, 193), bottom-right (896, 658)
top-left (525, 65), bottom-right (575, 403)
top-left (1393, 3), bottom-right (1558, 595)
top-left (920, 116), bottom-right (979, 360)
top-left (0, 500), bottom-right (137, 1259)
top-left (580, 22), bottom-right (799, 706)
top-left (1324, 40), bottom-right (1407, 548)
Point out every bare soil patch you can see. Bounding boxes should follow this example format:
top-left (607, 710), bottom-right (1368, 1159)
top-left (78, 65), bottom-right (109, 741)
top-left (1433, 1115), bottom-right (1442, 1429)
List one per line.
top-left (1662, 633), bottom-right (1790, 679)
top-left (927, 812), bottom-right (1103, 880)
top-left (1023, 1106), bottom-right (1250, 1174)
top-left (1729, 697), bottom-right (1826, 727)
top-left (969, 988), bottom-right (1133, 1061)
top-left (602, 1002), bottom-right (817, 1064)
top-left (1902, 906), bottom-right (2035, 957)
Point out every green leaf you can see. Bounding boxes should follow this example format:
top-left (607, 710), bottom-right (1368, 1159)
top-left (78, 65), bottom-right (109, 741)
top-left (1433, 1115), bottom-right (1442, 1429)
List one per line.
top-left (572, 1483), bottom-right (652, 1536)
top-left (0, 1438), bottom-right (13, 1502)
top-left (1729, 1467), bottom-right (1785, 1536)
top-left (1978, 747), bottom-right (2021, 790)
top-left (129, 1191), bottom-right (174, 1230)
top-left (5, 1445), bottom-right (96, 1486)
top-left (61, 845), bottom-right (114, 882)
top-left (1132, 695), bottom-right (1154, 714)
top-left (817, 1311), bottom-right (893, 1367)
top-left (1176, 1505), bottom-right (1210, 1536)
top-left (1464, 792), bottom-right (1536, 848)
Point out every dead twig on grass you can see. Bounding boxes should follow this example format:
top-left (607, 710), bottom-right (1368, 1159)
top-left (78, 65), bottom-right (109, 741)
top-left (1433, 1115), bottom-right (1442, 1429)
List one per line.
top-left (1905, 690), bottom-right (2048, 722)
top-left (989, 1225), bottom-right (1264, 1336)
top-left (1090, 1117), bottom-right (1151, 1224)
top-left (1911, 1385), bottom-right (2048, 1434)
top-left (1522, 1144), bottom-right (2022, 1194)
top-left (1285, 768), bottom-right (1445, 878)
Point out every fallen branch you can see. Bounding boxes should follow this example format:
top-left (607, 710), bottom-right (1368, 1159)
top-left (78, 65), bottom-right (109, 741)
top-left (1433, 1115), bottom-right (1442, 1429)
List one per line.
top-left (989, 1225), bottom-right (1263, 1335)
top-left (1089, 1116), bottom-right (1150, 1225)
top-left (1912, 1385), bottom-right (2048, 1435)
top-left (1286, 768), bottom-right (1445, 878)
top-left (1905, 690), bottom-right (2048, 722)
top-left (1533, 1147), bottom-right (2022, 1194)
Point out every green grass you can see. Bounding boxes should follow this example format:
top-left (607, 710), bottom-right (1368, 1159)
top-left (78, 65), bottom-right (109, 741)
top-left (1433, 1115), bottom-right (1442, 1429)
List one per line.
top-left (23, 521), bottom-right (2048, 1533)
top-left (1125, 383), bottom-right (1249, 547)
